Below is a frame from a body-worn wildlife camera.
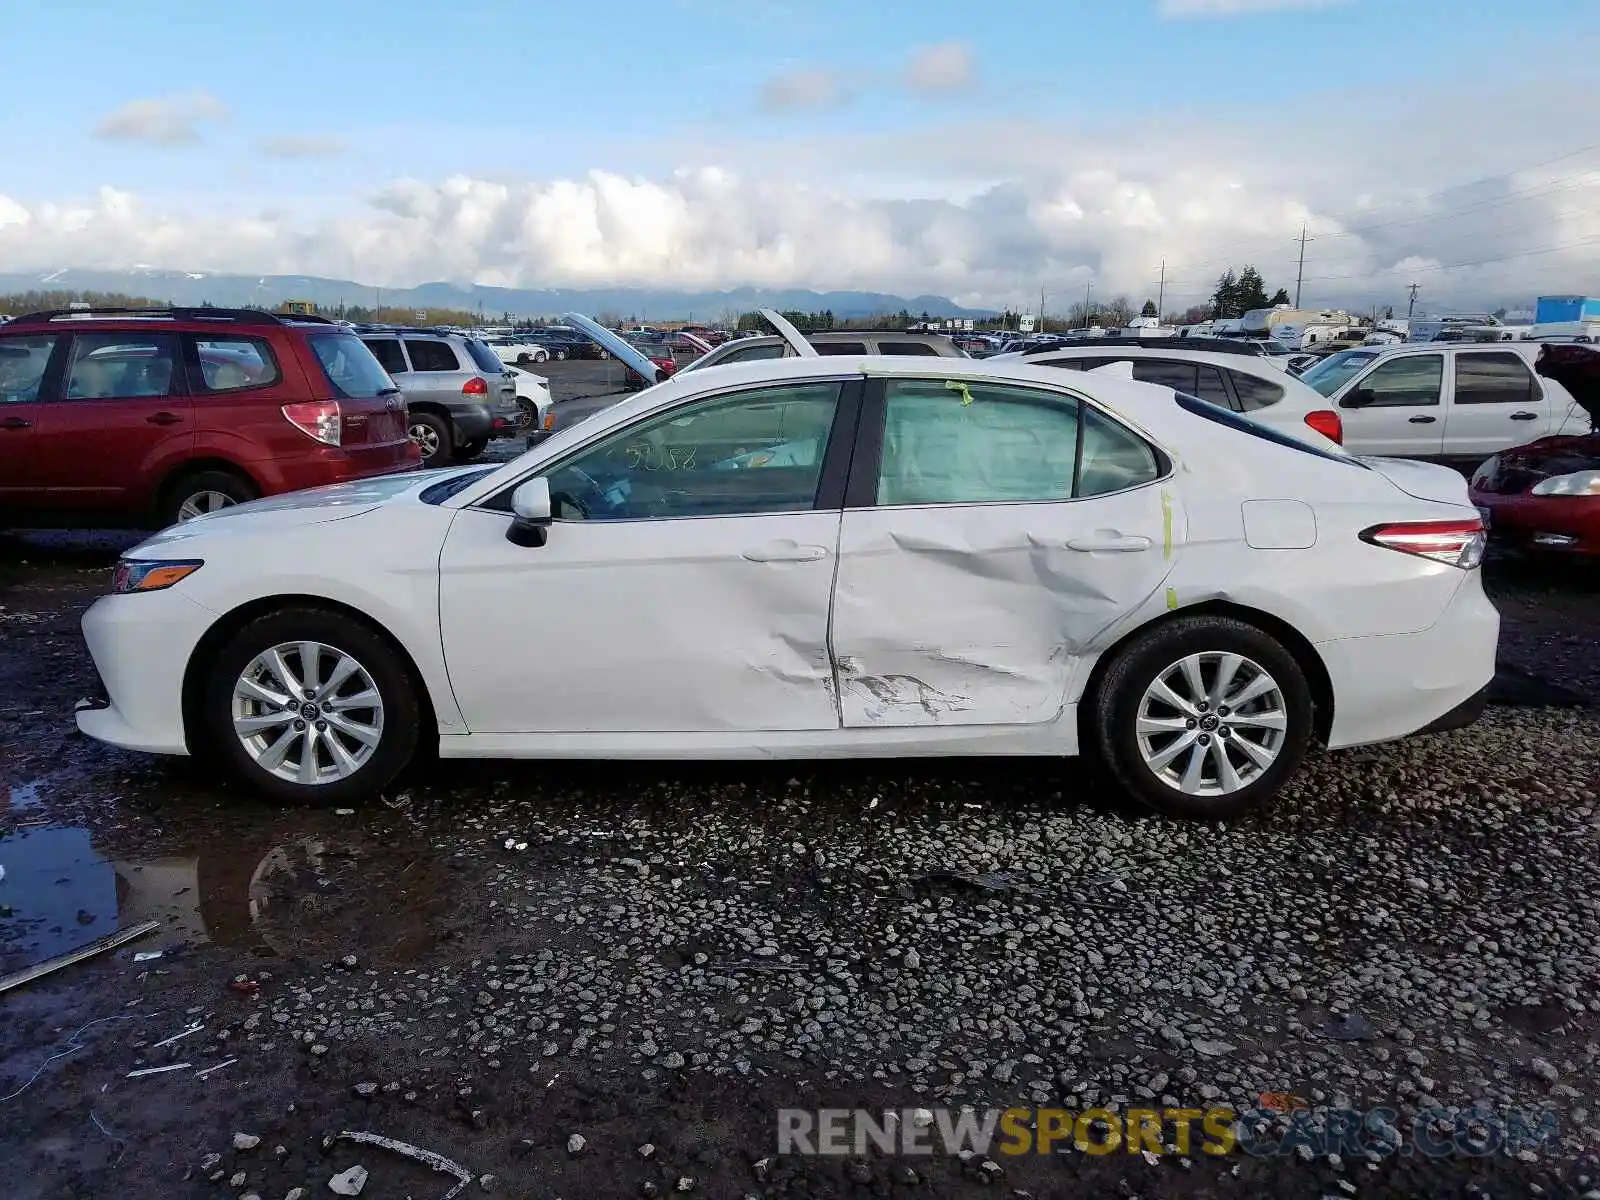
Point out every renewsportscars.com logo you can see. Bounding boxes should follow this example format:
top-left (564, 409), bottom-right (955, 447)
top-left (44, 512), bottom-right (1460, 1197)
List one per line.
top-left (777, 1101), bottom-right (1560, 1159)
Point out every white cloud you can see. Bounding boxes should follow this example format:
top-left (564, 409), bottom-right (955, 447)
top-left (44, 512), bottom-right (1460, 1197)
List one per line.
top-left (904, 42), bottom-right (976, 93)
top-left (759, 67), bottom-right (848, 111)
top-left (93, 92), bottom-right (229, 144)
top-left (1157, 0), bottom-right (1349, 16)
top-left (257, 134), bottom-right (348, 159)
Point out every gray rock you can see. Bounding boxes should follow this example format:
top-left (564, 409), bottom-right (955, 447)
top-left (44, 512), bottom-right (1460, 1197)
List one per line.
top-left (328, 1166), bottom-right (368, 1196)
top-left (233, 1133), bottom-right (261, 1151)
top-left (567, 1133), bottom-right (587, 1155)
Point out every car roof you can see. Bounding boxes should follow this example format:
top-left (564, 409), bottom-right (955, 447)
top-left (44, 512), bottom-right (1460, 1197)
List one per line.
top-left (1002, 343), bottom-right (1286, 378)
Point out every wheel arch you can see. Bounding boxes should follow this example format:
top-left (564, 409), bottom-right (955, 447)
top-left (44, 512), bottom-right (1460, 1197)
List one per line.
top-left (156, 458), bottom-right (263, 507)
top-left (1078, 600), bottom-right (1335, 746)
top-left (180, 594), bottom-right (440, 758)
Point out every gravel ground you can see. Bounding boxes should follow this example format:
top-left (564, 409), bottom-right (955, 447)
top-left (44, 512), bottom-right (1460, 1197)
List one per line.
top-left (1, 530), bottom-right (1598, 1199)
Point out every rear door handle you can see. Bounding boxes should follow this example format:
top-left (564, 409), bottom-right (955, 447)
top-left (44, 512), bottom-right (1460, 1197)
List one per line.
top-left (1408, 415), bottom-right (1437, 424)
top-left (145, 411), bottom-right (184, 426)
top-left (0, 416), bottom-right (30, 430)
top-left (742, 543), bottom-right (829, 563)
top-left (1066, 533), bottom-right (1153, 553)
top-left (1509, 411), bottom-right (1538, 421)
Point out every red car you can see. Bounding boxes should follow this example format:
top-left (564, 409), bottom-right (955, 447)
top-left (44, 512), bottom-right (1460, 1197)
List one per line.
top-left (0, 307), bottom-right (418, 530)
top-left (1469, 344), bottom-right (1600, 555)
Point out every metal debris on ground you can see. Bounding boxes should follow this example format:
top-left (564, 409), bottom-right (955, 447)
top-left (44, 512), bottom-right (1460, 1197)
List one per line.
top-left (0, 920), bottom-right (161, 995)
top-left (153, 1021), bottom-right (205, 1048)
top-left (326, 1131), bottom-right (473, 1200)
top-left (706, 961), bottom-right (808, 973)
top-left (131, 950), bottom-right (164, 962)
top-left (195, 1058), bottom-right (237, 1079)
top-left (126, 1062), bottom-right (191, 1078)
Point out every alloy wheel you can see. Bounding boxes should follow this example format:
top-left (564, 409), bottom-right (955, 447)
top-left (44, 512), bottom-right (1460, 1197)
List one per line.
top-left (1135, 652), bottom-right (1288, 796)
top-left (177, 490), bottom-right (238, 521)
top-left (408, 421), bottom-right (441, 460)
top-left (231, 641), bottom-right (385, 785)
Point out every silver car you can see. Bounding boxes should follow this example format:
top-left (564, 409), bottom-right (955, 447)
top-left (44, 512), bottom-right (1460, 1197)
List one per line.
top-left (358, 328), bottom-right (520, 467)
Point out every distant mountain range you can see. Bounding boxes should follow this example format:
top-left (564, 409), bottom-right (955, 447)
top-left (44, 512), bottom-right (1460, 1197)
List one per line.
top-left (0, 269), bottom-right (997, 321)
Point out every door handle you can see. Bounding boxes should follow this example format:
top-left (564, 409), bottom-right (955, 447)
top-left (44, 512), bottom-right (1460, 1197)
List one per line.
top-left (1066, 533), bottom-right (1153, 553)
top-left (1408, 415), bottom-right (1437, 424)
top-left (742, 543), bottom-right (829, 563)
top-left (145, 411), bottom-right (184, 426)
top-left (0, 416), bottom-right (30, 430)
top-left (1509, 411), bottom-right (1538, 421)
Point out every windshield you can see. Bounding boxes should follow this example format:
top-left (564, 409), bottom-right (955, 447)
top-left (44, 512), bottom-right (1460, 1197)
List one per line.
top-left (308, 334), bottom-right (395, 398)
top-left (1298, 349), bottom-right (1378, 397)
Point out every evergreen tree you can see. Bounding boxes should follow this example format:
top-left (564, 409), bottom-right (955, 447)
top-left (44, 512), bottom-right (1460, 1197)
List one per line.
top-left (1140, 299), bottom-right (1158, 317)
top-left (1235, 266), bottom-right (1270, 313)
top-left (1269, 287), bottom-right (1291, 306)
top-left (1210, 269), bottom-right (1239, 319)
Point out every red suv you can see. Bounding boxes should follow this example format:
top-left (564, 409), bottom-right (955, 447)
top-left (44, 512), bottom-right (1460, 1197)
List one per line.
top-left (0, 307), bottom-right (419, 529)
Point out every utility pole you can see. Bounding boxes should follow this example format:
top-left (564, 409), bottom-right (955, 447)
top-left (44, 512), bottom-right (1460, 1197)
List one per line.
top-left (1039, 282), bottom-right (1046, 332)
top-left (1084, 278), bottom-right (1093, 324)
top-left (1406, 282), bottom-right (1420, 320)
top-left (1157, 257), bottom-right (1166, 318)
top-left (1293, 225), bottom-right (1313, 308)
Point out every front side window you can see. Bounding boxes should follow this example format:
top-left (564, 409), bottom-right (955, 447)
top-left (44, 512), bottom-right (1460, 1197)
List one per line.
top-left (539, 381), bottom-right (841, 521)
top-left (362, 337), bottom-right (407, 375)
top-left (876, 378), bottom-right (1144, 507)
top-left (63, 333), bottom-right (178, 400)
top-left (1347, 354), bottom-right (1443, 408)
top-left (1228, 369), bottom-right (1286, 411)
top-left (403, 339), bottom-right (461, 372)
top-left (1453, 352), bottom-right (1536, 405)
top-left (308, 334), bottom-right (394, 399)
top-left (191, 336), bottom-right (281, 393)
top-left (0, 335), bottom-right (59, 403)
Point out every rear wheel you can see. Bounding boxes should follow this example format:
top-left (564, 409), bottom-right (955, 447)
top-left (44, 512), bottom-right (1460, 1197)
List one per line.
top-left (407, 412), bottom-right (451, 469)
top-left (202, 607), bottom-right (420, 805)
top-left (1090, 616), bottom-right (1313, 819)
top-left (161, 468), bottom-right (257, 527)
top-left (516, 352), bottom-right (533, 365)
top-left (532, 348), bottom-right (549, 363)
top-left (554, 349), bottom-right (568, 361)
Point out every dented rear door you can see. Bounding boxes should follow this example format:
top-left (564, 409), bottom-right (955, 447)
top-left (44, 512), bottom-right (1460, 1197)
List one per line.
top-left (830, 375), bottom-right (1181, 728)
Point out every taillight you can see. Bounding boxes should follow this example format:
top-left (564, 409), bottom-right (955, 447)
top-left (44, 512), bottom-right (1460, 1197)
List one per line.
top-left (1361, 519), bottom-right (1485, 569)
top-left (282, 400), bottom-right (341, 446)
top-left (1304, 410), bottom-right (1343, 444)
top-left (462, 377), bottom-right (489, 396)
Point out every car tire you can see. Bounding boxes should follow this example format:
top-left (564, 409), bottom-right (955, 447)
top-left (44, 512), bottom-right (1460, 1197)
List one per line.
top-left (533, 349), bottom-right (549, 363)
top-left (1089, 615), bottom-right (1313, 820)
top-left (201, 606), bottom-right (421, 805)
top-left (516, 352), bottom-right (532, 365)
top-left (457, 437), bottom-right (487, 461)
top-left (554, 349), bottom-right (568, 361)
top-left (160, 468), bottom-right (258, 527)
top-left (407, 412), bottom-right (452, 469)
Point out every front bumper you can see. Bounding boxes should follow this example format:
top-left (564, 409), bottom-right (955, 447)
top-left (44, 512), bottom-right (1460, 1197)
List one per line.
top-left (74, 589), bottom-right (217, 756)
top-left (1319, 570), bottom-right (1499, 750)
top-left (1470, 488), bottom-right (1600, 555)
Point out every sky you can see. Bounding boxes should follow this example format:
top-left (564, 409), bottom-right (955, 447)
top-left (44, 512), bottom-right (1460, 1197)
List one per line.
top-left (2, 0), bottom-right (1599, 314)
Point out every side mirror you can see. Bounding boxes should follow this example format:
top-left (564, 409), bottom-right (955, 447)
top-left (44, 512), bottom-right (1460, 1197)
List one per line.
top-left (1342, 388), bottom-right (1375, 409)
top-left (506, 477), bottom-right (552, 548)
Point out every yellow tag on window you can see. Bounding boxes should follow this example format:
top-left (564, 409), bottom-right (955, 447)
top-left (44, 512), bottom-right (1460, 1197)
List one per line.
top-left (945, 380), bottom-right (974, 406)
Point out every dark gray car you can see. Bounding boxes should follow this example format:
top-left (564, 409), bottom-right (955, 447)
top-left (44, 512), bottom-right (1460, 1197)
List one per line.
top-left (358, 329), bottom-right (520, 467)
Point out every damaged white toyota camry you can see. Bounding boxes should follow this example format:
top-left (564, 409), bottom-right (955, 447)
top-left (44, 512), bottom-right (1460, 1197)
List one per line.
top-left (76, 313), bottom-right (1497, 818)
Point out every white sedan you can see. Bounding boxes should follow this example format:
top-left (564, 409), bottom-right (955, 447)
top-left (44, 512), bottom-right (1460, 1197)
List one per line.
top-left (486, 336), bottom-right (550, 365)
top-left (75, 327), bottom-right (1497, 818)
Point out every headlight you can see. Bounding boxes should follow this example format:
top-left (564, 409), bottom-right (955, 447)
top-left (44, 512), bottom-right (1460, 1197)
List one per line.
top-left (1529, 470), bottom-right (1600, 497)
top-left (112, 559), bottom-right (204, 594)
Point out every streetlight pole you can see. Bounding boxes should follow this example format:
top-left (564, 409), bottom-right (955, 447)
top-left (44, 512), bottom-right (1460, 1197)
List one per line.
top-left (1157, 257), bottom-right (1166, 318)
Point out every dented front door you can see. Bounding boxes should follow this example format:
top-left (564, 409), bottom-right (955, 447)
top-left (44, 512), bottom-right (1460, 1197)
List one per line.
top-left (829, 376), bottom-right (1181, 728)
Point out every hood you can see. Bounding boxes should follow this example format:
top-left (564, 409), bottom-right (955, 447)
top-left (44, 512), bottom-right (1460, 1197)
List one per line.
top-left (758, 308), bottom-right (818, 357)
top-left (1535, 343), bottom-right (1600, 425)
top-left (133, 466), bottom-right (474, 550)
top-left (560, 312), bottom-right (661, 384)
top-left (1473, 432), bottom-right (1600, 494)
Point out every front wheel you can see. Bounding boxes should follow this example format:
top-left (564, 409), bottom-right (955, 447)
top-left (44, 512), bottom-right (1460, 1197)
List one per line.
top-left (202, 607), bottom-right (421, 804)
top-left (1089, 616), bottom-right (1313, 819)
top-left (533, 349), bottom-right (549, 363)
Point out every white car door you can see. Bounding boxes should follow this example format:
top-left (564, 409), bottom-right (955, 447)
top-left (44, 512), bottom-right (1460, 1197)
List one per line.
top-left (1438, 349), bottom-right (1549, 464)
top-left (1337, 352), bottom-right (1446, 457)
top-left (438, 379), bottom-right (853, 734)
top-left (829, 373), bottom-right (1182, 728)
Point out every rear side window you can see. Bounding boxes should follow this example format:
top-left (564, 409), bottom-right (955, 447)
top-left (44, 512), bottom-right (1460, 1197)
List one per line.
top-left (1453, 352), bottom-right (1536, 405)
top-left (721, 343), bottom-right (785, 364)
top-left (308, 334), bottom-right (394, 399)
top-left (362, 337), bottom-right (407, 375)
top-left (465, 339), bottom-right (506, 374)
top-left (814, 342), bottom-right (868, 356)
top-left (404, 339), bottom-right (461, 372)
top-left (0, 335), bottom-right (59, 403)
top-left (1228, 370), bottom-right (1286, 411)
top-left (1174, 392), bottom-right (1364, 468)
top-left (191, 336), bottom-right (280, 393)
top-left (876, 341), bottom-right (941, 356)
top-left (1130, 359), bottom-right (1197, 393)
top-left (63, 333), bottom-right (179, 400)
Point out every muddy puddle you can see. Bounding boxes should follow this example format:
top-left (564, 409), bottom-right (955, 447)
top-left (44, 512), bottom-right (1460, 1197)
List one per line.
top-left (0, 779), bottom-right (462, 976)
